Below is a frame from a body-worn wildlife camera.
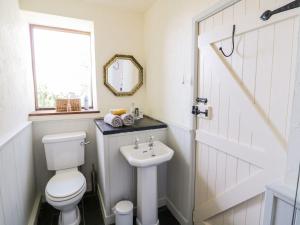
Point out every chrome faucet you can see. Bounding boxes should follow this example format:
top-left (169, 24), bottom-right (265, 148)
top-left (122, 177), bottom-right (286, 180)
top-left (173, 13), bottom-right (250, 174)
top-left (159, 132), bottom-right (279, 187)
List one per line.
top-left (148, 136), bottom-right (154, 148)
top-left (149, 136), bottom-right (156, 156)
top-left (134, 137), bottom-right (139, 149)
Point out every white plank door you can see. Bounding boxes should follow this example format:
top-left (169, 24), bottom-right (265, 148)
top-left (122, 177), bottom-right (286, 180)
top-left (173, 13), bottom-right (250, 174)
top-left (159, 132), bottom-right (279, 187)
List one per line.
top-left (194, 0), bottom-right (300, 224)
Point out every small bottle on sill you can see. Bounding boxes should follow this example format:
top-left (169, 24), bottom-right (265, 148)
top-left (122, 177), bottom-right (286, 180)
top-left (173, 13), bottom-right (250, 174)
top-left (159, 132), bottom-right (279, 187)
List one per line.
top-left (84, 96), bottom-right (89, 110)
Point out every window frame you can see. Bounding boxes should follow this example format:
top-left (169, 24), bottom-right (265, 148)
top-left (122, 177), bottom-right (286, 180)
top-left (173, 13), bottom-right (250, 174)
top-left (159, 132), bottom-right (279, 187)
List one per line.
top-left (29, 24), bottom-right (94, 111)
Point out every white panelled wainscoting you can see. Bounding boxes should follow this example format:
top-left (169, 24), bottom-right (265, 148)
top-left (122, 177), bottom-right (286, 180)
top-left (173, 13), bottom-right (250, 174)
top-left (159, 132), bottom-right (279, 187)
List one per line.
top-left (95, 127), bottom-right (168, 225)
top-left (166, 123), bottom-right (195, 225)
top-left (0, 122), bottom-right (39, 225)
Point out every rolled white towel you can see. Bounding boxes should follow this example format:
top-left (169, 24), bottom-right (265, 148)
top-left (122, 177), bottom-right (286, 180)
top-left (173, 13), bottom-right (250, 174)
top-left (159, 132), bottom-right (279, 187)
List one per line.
top-left (104, 113), bottom-right (123, 128)
top-left (121, 113), bottom-right (134, 126)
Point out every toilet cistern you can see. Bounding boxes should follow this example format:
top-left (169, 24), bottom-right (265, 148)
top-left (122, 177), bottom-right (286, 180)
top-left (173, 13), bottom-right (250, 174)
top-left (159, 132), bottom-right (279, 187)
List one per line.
top-left (120, 139), bottom-right (174, 225)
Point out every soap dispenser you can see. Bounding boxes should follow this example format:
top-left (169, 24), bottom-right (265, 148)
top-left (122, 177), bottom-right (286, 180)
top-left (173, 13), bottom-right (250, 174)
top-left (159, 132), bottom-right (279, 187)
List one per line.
top-left (130, 103), bottom-right (135, 116)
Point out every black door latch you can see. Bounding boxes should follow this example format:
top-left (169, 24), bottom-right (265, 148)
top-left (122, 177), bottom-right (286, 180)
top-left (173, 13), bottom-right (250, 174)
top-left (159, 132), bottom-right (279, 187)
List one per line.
top-left (192, 106), bottom-right (208, 117)
top-left (196, 97), bottom-right (208, 104)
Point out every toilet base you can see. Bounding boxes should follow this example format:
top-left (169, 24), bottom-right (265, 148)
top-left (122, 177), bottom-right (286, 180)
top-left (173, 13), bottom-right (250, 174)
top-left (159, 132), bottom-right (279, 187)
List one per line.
top-left (58, 206), bottom-right (81, 225)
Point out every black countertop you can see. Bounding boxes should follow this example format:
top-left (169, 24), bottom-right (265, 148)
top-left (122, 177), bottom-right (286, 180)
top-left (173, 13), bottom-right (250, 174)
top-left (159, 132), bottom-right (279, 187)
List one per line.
top-left (94, 115), bottom-right (167, 135)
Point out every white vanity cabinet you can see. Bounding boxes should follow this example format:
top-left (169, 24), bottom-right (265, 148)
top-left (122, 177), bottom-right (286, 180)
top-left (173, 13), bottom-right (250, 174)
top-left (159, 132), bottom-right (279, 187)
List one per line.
top-left (95, 118), bottom-right (168, 225)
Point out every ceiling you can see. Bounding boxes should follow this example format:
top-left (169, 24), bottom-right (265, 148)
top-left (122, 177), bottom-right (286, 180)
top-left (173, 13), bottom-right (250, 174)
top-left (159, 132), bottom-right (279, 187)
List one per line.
top-left (83, 0), bottom-right (156, 13)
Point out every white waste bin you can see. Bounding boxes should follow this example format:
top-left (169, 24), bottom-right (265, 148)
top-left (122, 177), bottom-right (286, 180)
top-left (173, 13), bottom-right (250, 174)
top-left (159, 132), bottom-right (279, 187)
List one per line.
top-left (114, 201), bottom-right (133, 225)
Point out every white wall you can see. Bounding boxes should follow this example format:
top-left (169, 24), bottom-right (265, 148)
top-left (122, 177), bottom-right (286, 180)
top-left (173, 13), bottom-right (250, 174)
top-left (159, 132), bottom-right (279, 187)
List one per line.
top-left (19, 0), bottom-right (146, 115)
top-left (0, 1), bottom-right (36, 224)
top-left (0, 0), bottom-right (34, 138)
top-left (144, 0), bottom-right (215, 129)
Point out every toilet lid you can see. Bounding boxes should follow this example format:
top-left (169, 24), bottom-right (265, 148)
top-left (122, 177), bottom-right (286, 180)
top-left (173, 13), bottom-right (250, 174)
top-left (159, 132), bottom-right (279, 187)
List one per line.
top-left (46, 171), bottom-right (85, 199)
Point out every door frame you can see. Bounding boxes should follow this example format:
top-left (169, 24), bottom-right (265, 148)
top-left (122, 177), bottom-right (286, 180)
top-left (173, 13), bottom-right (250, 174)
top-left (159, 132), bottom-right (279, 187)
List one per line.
top-left (190, 1), bottom-right (241, 223)
top-left (191, 0), bottom-right (241, 128)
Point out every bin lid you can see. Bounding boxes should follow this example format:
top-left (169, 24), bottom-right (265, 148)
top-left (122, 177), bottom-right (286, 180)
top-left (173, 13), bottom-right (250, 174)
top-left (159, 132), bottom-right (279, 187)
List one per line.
top-left (115, 201), bottom-right (133, 215)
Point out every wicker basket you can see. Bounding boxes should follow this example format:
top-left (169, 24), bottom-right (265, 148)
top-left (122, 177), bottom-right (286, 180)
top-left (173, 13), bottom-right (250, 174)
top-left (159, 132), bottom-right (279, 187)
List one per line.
top-left (55, 98), bottom-right (81, 112)
top-left (55, 99), bottom-right (68, 112)
top-left (70, 99), bottom-right (81, 111)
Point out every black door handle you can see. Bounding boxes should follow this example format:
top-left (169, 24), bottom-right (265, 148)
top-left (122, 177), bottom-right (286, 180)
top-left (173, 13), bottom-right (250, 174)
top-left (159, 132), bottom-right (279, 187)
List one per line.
top-left (196, 98), bottom-right (208, 104)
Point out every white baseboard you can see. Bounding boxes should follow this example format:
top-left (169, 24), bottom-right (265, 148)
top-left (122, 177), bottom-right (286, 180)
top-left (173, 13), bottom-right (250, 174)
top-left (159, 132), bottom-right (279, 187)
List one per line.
top-left (166, 198), bottom-right (190, 225)
top-left (158, 197), bottom-right (167, 208)
top-left (97, 185), bottom-right (114, 225)
top-left (28, 193), bottom-right (42, 225)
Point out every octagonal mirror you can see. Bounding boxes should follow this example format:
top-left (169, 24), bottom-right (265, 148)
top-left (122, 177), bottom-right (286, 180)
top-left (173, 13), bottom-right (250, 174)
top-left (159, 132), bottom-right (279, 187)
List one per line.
top-left (104, 54), bottom-right (143, 96)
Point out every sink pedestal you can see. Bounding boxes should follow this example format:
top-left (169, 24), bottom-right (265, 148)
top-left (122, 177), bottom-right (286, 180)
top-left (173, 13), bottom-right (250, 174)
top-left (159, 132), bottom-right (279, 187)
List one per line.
top-left (120, 141), bottom-right (174, 225)
top-left (136, 166), bottom-right (159, 225)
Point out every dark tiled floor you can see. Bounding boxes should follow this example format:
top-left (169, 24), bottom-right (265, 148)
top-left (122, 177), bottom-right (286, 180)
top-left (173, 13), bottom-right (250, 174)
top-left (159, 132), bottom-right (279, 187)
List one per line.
top-left (37, 192), bottom-right (180, 225)
top-left (157, 207), bottom-right (180, 225)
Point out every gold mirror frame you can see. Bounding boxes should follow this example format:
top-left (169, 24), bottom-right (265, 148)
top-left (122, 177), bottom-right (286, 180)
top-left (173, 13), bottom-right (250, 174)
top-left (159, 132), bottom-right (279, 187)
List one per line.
top-left (104, 54), bottom-right (143, 96)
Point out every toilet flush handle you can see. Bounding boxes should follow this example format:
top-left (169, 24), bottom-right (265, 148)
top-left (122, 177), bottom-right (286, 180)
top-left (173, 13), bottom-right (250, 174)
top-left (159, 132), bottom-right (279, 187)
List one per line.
top-left (80, 141), bottom-right (90, 146)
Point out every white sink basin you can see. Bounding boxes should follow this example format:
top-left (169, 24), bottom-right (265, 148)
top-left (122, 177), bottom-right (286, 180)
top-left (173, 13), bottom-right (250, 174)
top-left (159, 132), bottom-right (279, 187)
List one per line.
top-left (120, 141), bottom-right (174, 168)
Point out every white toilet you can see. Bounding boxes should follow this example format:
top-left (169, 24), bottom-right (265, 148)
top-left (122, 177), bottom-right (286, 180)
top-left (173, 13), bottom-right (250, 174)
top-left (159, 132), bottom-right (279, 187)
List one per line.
top-left (42, 132), bottom-right (87, 225)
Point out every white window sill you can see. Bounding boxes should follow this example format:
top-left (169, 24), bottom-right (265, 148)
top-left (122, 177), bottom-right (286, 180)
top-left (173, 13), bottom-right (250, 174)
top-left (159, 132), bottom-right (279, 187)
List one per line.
top-left (28, 110), bottom-right (101, 122)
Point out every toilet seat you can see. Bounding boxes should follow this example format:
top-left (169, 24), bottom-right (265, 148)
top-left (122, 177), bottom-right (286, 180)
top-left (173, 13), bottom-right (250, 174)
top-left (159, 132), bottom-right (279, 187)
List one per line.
top-left (46, 170), bottom-right (86, 202)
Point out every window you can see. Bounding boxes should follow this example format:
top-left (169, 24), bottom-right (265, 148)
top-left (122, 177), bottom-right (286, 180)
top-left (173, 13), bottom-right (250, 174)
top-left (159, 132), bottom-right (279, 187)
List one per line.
top-left (30, 25), bottom-right (94, 110)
